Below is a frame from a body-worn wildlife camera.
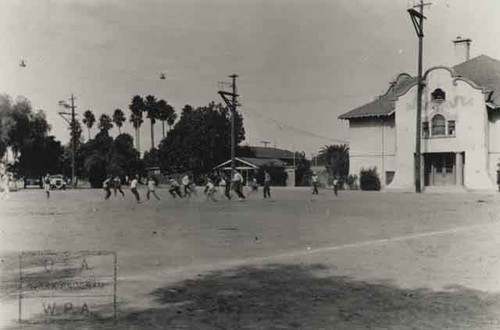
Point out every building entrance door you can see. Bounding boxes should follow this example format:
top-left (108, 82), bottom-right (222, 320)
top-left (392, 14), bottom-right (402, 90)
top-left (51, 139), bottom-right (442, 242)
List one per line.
top-left (424, 153), bottom-right (456, 186)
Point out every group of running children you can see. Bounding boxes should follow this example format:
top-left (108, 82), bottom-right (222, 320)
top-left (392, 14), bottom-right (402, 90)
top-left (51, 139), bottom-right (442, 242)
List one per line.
top-left (100, 169), bottom-right (273, 203)
top-left (2, 169), bottom-right (337, 201)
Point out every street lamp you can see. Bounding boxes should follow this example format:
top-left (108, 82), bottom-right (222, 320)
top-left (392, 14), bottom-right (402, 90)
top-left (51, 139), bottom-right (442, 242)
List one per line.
top-left (408, 0), bottom-right (429, 193)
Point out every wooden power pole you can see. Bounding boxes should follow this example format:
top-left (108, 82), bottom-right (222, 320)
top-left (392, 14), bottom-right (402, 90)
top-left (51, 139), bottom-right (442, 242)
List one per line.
top-left (218, 74), bottom-right (239, 180)
top-left (408, 0), bottom-right (431, 193)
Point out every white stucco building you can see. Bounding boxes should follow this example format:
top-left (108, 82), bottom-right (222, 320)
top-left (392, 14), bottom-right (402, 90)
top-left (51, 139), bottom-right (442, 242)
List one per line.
top-left (339, 54), bottom-right (500, 191)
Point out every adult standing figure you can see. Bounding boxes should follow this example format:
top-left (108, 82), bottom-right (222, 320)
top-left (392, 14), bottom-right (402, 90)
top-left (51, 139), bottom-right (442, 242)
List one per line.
top-left (263, 170), bottom-right (271, 199)
top-left (311, 172), bottom-right (319, 195)
top-left (232, 170), bottom-right (245, 200)
top-left (43, 173), bottom-right (51, 199)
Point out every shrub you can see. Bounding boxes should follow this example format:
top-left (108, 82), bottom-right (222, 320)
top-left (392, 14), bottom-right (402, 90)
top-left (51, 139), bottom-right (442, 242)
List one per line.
top-left (347, 174), bottom-right (358, 190)
top-left (360, 167), bottom-right (381, 191)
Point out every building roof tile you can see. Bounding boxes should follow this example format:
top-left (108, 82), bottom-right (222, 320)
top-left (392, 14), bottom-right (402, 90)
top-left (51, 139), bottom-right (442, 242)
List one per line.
top-left (339, 55), bottom-right (500, 120)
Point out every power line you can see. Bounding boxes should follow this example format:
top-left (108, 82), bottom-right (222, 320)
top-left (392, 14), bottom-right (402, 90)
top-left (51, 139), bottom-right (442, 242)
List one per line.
top-left (241, 105), bottom-right (348, 144)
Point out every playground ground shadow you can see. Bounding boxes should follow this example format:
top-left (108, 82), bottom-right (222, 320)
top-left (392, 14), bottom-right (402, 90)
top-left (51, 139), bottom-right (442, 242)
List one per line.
top-left (5, 263), bottom-right (500, 329)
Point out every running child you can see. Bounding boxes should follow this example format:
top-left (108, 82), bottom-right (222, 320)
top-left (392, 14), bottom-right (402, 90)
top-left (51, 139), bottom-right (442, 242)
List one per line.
top-left (311, 172), bottom-right (319, 195)
top-left (250, 177), bottom-right (259, 193)
top-left (130, 175), bottom-right (141, 203)
top-left (181, 174), bottom-right (192, 198)
top-left (1, 172), bottom-right (11, 200)
top-left (103, 176), bottom-right (112, 200)
top-left (232, 170), bottom-right (245, 200)
top-left (113, 176), bottom-right (125, 197)
top-left (220, 172), bottom-right (231, 200)
top-left (168, 177), bottom-right (183, 198)
top-left (147, 176), bottom-right (160, 200)
top-left (205, 178), bottom-right (218, 202)
top-left (333, 177), bottom-right (339, 196)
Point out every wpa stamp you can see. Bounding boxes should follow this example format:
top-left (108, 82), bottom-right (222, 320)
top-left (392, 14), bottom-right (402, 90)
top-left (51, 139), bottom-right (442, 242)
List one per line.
top-left (18, 251), bottom-right (117, 323)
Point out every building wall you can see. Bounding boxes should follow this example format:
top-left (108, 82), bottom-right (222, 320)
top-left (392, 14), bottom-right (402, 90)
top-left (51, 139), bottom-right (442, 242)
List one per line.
top-left (388, 68), bottom-right (496, 191)
top-left (488, 111), bottom-right (500, 183)
top-left (346, 67), bottom-right (498, 191)
top-left (348, 116), bottom-right (396, 186)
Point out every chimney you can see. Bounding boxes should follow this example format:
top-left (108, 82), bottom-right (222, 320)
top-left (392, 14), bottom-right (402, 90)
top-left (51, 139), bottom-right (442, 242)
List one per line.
top-left (453, 36), bottom-right (472, 63)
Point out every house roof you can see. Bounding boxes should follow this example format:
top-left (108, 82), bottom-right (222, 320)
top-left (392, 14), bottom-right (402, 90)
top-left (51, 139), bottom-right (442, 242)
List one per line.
top-left (214, 157), bottom-right (287, 170)
top-left (338, 74), bottom-right (417, 119)
top-left (453, 55), bottom-right (500, 107)
top-left (339, 55), bottom-right (500, 120)
top-left (247, 146), bottom-right (295, 160)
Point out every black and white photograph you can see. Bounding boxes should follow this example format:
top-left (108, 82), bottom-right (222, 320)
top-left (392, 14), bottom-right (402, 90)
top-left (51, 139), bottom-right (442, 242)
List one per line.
top-left (2, 0), bottom-right (500, 328)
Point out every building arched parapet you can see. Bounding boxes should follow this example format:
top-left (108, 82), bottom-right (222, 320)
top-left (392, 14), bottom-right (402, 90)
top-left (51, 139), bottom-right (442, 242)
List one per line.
top-left (423, 66), bottom-right (490, 94)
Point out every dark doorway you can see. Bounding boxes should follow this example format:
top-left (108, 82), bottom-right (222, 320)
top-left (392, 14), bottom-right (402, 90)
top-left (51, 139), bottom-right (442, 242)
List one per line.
top-left (424, 153), bottom-right (457, 186)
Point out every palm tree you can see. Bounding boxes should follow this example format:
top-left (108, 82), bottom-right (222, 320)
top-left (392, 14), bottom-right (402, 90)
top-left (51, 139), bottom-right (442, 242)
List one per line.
top-left (98, 114), bottom-right (114, 133)
top-left (144, 95), bottom-right (159, 149)
top-left (112, 108), bottom-right (126, 134)
top-left (82, 110), bottom-right (96, 140)
top-left (318, 144), bottom-right (349, 179)
top-left (156, 99), bottom-right (175, 138)
top-left (129, 95), bottom-right (144, 153)
top-left (167, 109), bottom-right (177, 131)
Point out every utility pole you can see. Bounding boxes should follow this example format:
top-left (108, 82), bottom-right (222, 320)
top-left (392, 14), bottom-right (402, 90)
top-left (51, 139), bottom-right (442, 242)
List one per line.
top-left (408, 0), bottom-right (430, 193)
top-left (58, 94), bottom-right (78, 189)
top-left (218, 74), bottom-right (239, 180)
top-left (70, 94), bottom-right (76, 189)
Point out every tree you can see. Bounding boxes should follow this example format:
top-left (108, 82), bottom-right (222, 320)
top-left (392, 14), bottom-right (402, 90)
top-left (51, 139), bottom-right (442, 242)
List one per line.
top-left (0, 95), bottom-right (14, 159)
top-left (7, 97), bottom-right (44, 160)
top-left (82, 130), bottom-right (113, 188)
top-left (17, 135), bottom-right (64, 179)
top-left (144, 95), bottom-right (159, 149)
top-left (166, 108), bottom-right (177, 131)
top-left (69, 119), bottom-right (83, 149)
top-left (158, 102), bottom-right (245, 176)
top-left (143, 147), bottom-right (161, 168)
top-left (98, 114), bottom-right (113, 133)
top-left (294, 151), bottom-right (312, 186)
top-left (129, 95), bottom-right (144, 153)
top-left (0, 94), bottom-right (67, 179)
top-left (156, 99), bottom-right (175, 138)
top-left (107, 133), bottom-right (141, 179)
top-left (82, 110), bottom-right (96, 140)
top-left (319, 144), bottom-right (349, 184)
top-left (112, 108), bottom-right (126, 134)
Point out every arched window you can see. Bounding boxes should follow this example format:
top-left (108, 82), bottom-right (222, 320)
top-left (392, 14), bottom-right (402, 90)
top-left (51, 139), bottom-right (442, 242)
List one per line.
top-left (431, 114), bottom-right (446, 136)
top-left (431, 88), bottom-right (446, 102)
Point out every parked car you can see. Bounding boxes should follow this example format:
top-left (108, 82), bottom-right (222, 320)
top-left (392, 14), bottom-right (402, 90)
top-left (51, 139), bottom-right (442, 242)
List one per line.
top-left (49, 174), bottom-right (67, 190)
top-left (23, 177), bottom-right (43, 189)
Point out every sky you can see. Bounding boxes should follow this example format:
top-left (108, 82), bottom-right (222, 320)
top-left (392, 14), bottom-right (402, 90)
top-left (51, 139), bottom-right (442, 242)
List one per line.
top-left (0, 0), bottom-right (498, 156)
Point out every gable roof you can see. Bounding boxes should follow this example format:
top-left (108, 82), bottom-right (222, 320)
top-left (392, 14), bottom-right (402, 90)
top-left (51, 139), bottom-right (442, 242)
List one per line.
top-left (214, 157), bottom-right (287, 170)
top-left (338, 74), bottom-right (417, 119)
top-left (339, 54), bottom-right (500, 120)
top-left (247, 146), bottom-right (295, 160)
top-left (453, 55), bottom-right (500, 107)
